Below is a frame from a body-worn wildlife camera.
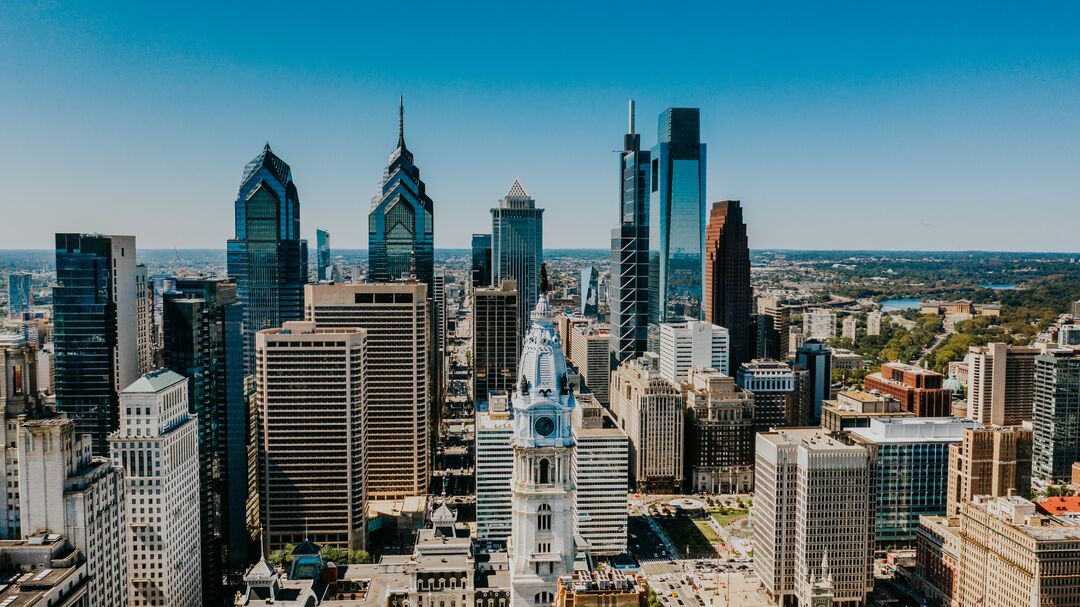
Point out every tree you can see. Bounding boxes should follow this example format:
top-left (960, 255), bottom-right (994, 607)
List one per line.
top-left (269, 543), bottom-right (296, 567)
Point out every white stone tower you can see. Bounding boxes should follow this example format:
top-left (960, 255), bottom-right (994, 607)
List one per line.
top-left (509, 296), bottom-right (577, 607)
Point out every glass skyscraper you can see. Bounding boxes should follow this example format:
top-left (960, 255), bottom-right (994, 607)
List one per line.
top-left (471, 233), bottom-right (493, 288)
top-left (580, 265), bottom-right (599, 317)
top-left (368, 97), bottom-right (434, 285)
top-left (491, 179), bottom-right (543, 344)
top-left (226, 143), bottom-right (308, 373)
top-left (316, 228), bottom-right (331, 281)
top-left (649, 108), bottom-right (706, 327)
top-left (7, 272), bottom-right (32, 319)
top-left (609, 100), bottom-right (651, 365)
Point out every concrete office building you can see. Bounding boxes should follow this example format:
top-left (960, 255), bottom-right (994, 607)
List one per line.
top-left (946, 424), bottom-right (1033, 517)
top-left (571, 395), bottom-right (630, 556)
top-left (756, 297), bottom-right (789, 361)
top-left (111, 370), bottom-right (201, 607)
top-left (752, 429), bottom-right (874, 607)
top-left (0, 336), bottom-right (39, 539)
top-left (570, 322), bottom-right (612, 406)
top-left (556, 314), bottom-right (591, 360)
top-left (965, 342), bottom-right (1039, 425)
top-left (787, 326), bottom-right (805, 360)
top-left (819, 390), bottom-right (912, 432)
top-left (830, 348), bottom-right (863, 371)
top-left (135, 265), bottom-right (154, 376)
top-left (610, 355), bottom-right (683, 492)
top-left (913, 515), bottom-right (961, 607)
top-left (1032, 345), bottom-right (1080, 482)
top-left (305, 282), bottom-right (429, 499)
top-left (475, 393), bottom-right (515, 543)
top-left (736, 358), bottom-right (799, 429)
top-left (804, 309), bottom-right (837, 341)
top-left (473, 280), bottom-right (519, 406)
top-left (19, 417), bottom-right (128, 607)
top-left (255, 322), bottom-right (367, 551)
top-left (681, 368), bottom-right (755, 493)
top-left (658, 320), bottom-right (729, 383)
top-left (864, 362), bottom-right (950, 417)
top-left (849, 417), bottom-right (979, 546)
top-left (0, 534), bottom-right (90, 607)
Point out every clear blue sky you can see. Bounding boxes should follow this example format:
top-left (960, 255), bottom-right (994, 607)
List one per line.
top-left (2, 1), bottom-right (1079, 251)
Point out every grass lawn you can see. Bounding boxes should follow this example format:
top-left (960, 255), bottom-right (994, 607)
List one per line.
top-left (710, 510), bottom-right (749, 527)
top-left (693, 520), bottom-right (719, 542)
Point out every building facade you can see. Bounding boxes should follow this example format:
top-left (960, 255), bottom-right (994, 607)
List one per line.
top-left (864, 362), bottom-right (950, 417)
top-left (570, 322), bottom-right (611, 406)
top-left (703, 200), bottom-right (753, 369)
top-left (1032, 345), bottom-right (1080, 482)
top-left (796, 340), bottom-right (832, 423)
top-left (756, 297), bottom-right (789, 361)
top-left (6, 272), bottom-right (32, 318)
top-left (316, 228), bottom-right (331, 281)
top-left (946, 424), bottom-right (1033, 517)
top-left (681, 368), bottom-right (755, 494)
top-left (610, 355), bottom-right (683, 492)
top-left (492, 179), bottom-right (544, 344)
top-left (736, 358), bottom-right (799, 429)
top-left (473, 280), bottom-right (519, 406)
top-left (965, 343), bottom-right (1039, 425)
top-left (658, 320), bottom-right (729, 383)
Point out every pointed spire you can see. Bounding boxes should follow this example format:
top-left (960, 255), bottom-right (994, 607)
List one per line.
top-left (398, 94), bottom-right (405, 148)
top-left (264, 141), bottom-right (272, 152)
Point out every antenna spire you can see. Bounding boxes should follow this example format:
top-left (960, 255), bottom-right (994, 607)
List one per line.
top-left (398, 94), bottom-right (405, 148)
top-left (628, 99), bottom-right (635, 135)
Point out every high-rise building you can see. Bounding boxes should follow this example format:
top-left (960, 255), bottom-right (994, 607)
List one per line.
top-left (570, 322), bottom-right (611, 406)
top-left (866, 311), bottom-right (882, 336)
top-left (19, 416), bottom-right (128, 607)
top-left (703, 200), bottom-right (753, 369)
top-left (649, 108), bottom-right (706, 325)
top-left (756, 297), bottom-right (789, 360)
top-left (6, 272), bottom-right (32, 319)
top-left (819, 390), bottom-right (912, 432)
top-left (957, 495), bottom-right (1080, 607)
top-left (752, 429), bottom-right (874, 607)
top-left (492, 179), bottom-right (543, 343)
top-left (570, 395), bottom-right (629, 556)
top-left (0, 534), bottom-right (91, 606)
top-left (841, 315), bottom-right (857, 341)
top-left (471, 233), bottom-right (493, 289)
top-left (579, 266), bottom-right (599, 317)
top-left (475, 392), bottom-right (514, 543)
top-left (609, 100), bottom-right (651, 368)
top-left (1032, 345), bottom-right (1080, 482)
top-left (316, 228), bottom-right (331, 281)
top-left (610, 355), bottom-right (683, 492)
top-left (804, 309), bottom-right (837, 341)
top-left (914, 515), bottom-right (962, 607)
top-left (681, 368), bottom-right (755, 494)
top-left (473, 280), bottom-right (519, 406)
top-left (863, 362), bottom-right (950, 417)
top-left (736, 359), bottom-right (799, 429)
top-left (161, 278), bottom-right (250, 595)
top-left (788, 325), bottom-right (806, 360)
top-left (433, 266), bottom-right (448, 413)
top-left (135, 265), bottom-right (155, 376)
top-left (658, 320), bottom-right (729, 384)
top-left (226, 144), bottom-right (308, 374)
top-left (305, 283), bottom-right (429, 499)
top-left (796, 340), bottom-right (832, 422)
top-left (111, 370), bottom-right (201, 607)
top-left (0, 335), bottom-right (39, 539)
top-left (849, 417), bottom-right (979, 546)
top-left (367, 98), bottom-right (434, 286)
top-left (556, 313), bottom-right (591, 360)
top-left (53, 233), bottom-right (140, 455)
top-left (255, 321), bottom-right (367, 551)
top-left (965, 343), bottom-right (1039, 425)
top-left (946, 425), bottom-right (1033, 517)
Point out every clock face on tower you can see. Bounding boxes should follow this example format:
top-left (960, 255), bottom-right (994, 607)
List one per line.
top-left (534, 415), bottom-right (556, 438)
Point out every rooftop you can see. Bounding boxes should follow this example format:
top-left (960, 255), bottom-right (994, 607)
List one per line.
top-left (849, 417), bottom-right (979, 444)
top-left (760, 428), bottom-right (863, 452)
top-left (120, 368), bottom-right (186, 394)
top-left (1035, 496), bottom-right (1080, 516)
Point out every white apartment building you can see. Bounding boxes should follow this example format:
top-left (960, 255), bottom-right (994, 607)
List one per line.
top-left (610, 354), bottom-right (683, 492)
top-left (658, 320), bottom-right (729, 382)
top-left (804, 309), bottom-right (837, 341)
top-left (475, 392), bottom-right (515, 542)
top-left (111, 370), bottom-right (201, 607)
top-left (866, 311), bottom-right (882, 337)
top-left (841, 315), bottom-right (857, 341)
top-left (571, 394), bottom-right (628, 555)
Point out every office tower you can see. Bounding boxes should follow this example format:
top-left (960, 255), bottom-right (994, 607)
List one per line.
top-left (227, 144), bottom-right (308, 374)
top-left (796, 340), bottom-right (832, 422)
top-left (681, 368), bottom-right (755, 493)
top-left (19, 417), bottom-right (128, 607)
top-left (305, 283), bottom-right (429, 499)
top-left (556, 313), bottom-right (590, 359)
top-left (609, 100), bottom-right (651, 368)
top-left (492, 179), bottom-right (543, 342)
top-left (368, 98), bottom-right (434, 285)
top-left (0, 336), bottom-right (39, 539)
top-left (737, 359), bottom-right (799, 429)
top-left (161, 278), bottom-right (249, 595)
top-left (1032, 345), bottom-right (1080, 482)
top-left (752, 429), bottom-right (874, 607)
top-left (579, 266), bottom-right (599, 317)
top-left (957, 495), bottom-right (1080, 607)
top-left (433, 266), bottom-right (447, 411)
top-left (649, 108), bottom-right (706, 325)
top-left (866, 311), bottom-right (882, 336)
top-left (53, 233), bottom-right (140, 455)
top-left (849, 418), bottom-right (979, 546)
top-left (657, 320), bottom-right (729, 384)
top-left (788, 325), bottom-right (806, 359)
top-left (703, 200), bottom-right (753, 369)
top-left (841, 315), bottom-right (857, 341)
top-left (473, 280), bottom-right (518, 407)
top-left (610, 355), bottom-right (683, 492)
top-left (819, 390), bottom-right (912, 432)
top-left (863, 362), bottom-right (950, 416)
top-left (255, 321), bottom-right (367, 551)
top-left (804, 308), bottom-right (837, 340)
top-left (570, 322), bottom-right (611, 406)
top-left (471, 233), bottom-right (493, 289)
top-left (914, 515), bottom-right (962, 607)
top-left (946, 425), bottom-right (1032, 516)
top-left (6, 272), bottom-right (32, 318)
top-left (316, 228), bottom-right (331, 281)
top-left (965, 342), bottom-right (1039, 425)
top-left (111, 370), bottom-right (201, 607)
top-left (570, 395), bottom-right (629, 556)
top-left (756, 297), bottom-right (789, 360)
top-left (475, 392), bottom-right (514, 542)
top-left (134, 264), bottom-right (155, 375)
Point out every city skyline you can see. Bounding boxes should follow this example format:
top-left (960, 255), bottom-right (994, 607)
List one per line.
top-left (4, 3), bottom-right (1080, 251)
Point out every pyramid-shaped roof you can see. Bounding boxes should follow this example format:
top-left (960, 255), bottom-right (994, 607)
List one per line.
top-left (120, 369), bottom-right (186, 394)
top-left (506, 178), bottom-right (529, 199)
top-left (241, 142), bottom-right (292, 187)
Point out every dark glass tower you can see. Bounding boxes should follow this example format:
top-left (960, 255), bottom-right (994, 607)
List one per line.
top-left (649, 108), bottom-right (706, 327)
top-left (368, 97), bottom-right (434, 285)
top-left (316, 228), bottom-right (331, 281)
top-left (491, 179), bottom-right (543, 343)
top-left (471, 233), bottom-right (493, 288)
top-left (162, 278), bottom-right (249, 603)
top-left (227, 144), bottom-right (308, 373)
top-left (609, 100), bottom-right (651, 366)
top-left (705, 200), bottom-right (754, 369)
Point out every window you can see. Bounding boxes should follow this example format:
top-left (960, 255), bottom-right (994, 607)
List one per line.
top-left (538, 459), bottom-right (550, 484)
top-left (537, 504), bottom-right (551, 531)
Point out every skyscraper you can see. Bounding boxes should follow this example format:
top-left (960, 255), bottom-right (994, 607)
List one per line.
top-left (579, 266), bottom-right (599, 317)
top-left (657, 320), bottom-right (730, 383)
top-left (756, 297), bottom-right (789, 360)
top-left (316, 228), bottom-right (331, 281)
top-left (472, 280), bottom-right (518, 405)
top-left (368, 97), bottom-right (434, 286)
top-left (492, 179), bottom-right (543, 341)
top-left (53, 233), bottom-right (140, 455)
top-left (1032, 345), bottom-right (1080, 482)
top-left (6, 272), bottom-right (32, 319)
top-left (226, 144), bottom-right (308, 374)
top-left (570, 322), bottom-right (612, 407)
top-left (609, 100), bottom-right (651, 367)
top-left (796, 340), bottom-right (832, 422)
top-left (610, 355), bottom-right (683, 492)
top-left (649, 108), bottom-right (706, 326)
top-left (704, 200), bottom-right (753, 369)
top-left (965, 342), bottom-right (1039, 426)
top-left (946, 425), bottom-right (1032, 517)
top-left (681, 368), bottom-right (755, 494)
top-left (471, 233), bottom-right (493, 289)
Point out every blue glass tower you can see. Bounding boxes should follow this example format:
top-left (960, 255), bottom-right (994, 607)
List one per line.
top-left (316, 228), bottom-right (331, 281)
top-left (492, 179), bottom-right (543, 344)
top-left (7, 272), bottom-right (32, 319)
top-left (368, 97), bottom-right (434, 285)
top-left (471, 233), bottom-right (493, 288)
top-left (609, 100), bottom-right (651, 365)
top-left (226, 143), bottom-right (308, 373)
top-left (649, 108), bottom-right (706, 327)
